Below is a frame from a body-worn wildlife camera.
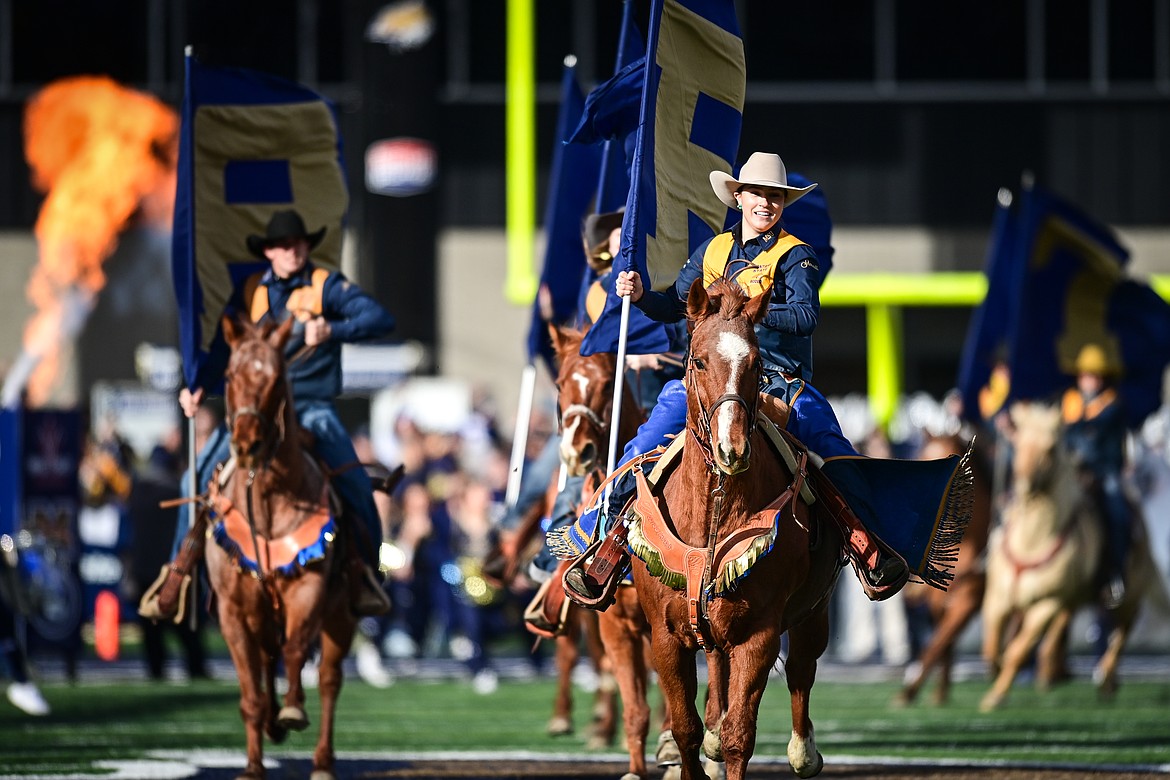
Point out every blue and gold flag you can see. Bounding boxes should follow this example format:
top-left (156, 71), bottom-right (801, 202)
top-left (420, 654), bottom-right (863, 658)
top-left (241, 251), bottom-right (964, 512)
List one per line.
top-left (967, 182), bottom-right (1170, 429)
top-left (580, 0), bottom-right (745, 357)
top-left (1006, 184), bottom-right (1170, 428)
top-left (172, 54), bottom-right (348, 390)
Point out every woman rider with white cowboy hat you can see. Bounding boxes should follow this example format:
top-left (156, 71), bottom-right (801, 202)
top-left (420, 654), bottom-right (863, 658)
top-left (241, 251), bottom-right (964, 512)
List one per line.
top-left (564, 151), bottom-right (911, 604)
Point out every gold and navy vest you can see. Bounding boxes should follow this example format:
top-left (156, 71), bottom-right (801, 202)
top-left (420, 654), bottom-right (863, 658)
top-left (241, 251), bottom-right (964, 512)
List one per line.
top-left (243, 266), bottom-right (330, 324)
top-left (701, 230), bottom-right (812, 380)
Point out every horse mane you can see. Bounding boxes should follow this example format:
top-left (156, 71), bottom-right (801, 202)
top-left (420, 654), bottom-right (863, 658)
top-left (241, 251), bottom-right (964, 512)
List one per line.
top-left (705, 277), bottom-right (750, 320)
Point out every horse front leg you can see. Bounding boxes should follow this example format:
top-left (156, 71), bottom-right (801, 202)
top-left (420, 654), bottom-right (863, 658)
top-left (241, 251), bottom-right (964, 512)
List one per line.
top-left (218, 607), bottom-right (269, 779)
top-left (650, 628), bottom-right (703, 780)
top-left (548, 618), bottom-right (580, 737)
top-left (784, 609), bottom-right (828, 778)
top-left (599, 600), bottom-right (650, 779)
top-left (980, 597), bottom-right (1064, 712)
top-left (701, 648), bottom-right (729, 763)
top-left (311, 605), bottom-right (356, 780)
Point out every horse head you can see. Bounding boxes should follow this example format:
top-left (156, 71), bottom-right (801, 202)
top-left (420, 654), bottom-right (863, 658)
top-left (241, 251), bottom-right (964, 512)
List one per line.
top-left (222, 314), bottom-right (295, 470)
top-left (549, 323), bottom-right (616, 476)
top-left (1008, 401), bottom-right (1065, 496)
top-left (685, 278), bottom-right (769, 475)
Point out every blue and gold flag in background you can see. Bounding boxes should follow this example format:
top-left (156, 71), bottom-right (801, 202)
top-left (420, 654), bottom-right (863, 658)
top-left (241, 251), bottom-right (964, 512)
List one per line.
top-left (580, 0), bottom-right (745, 357)
top-left (960, 181), bottom-right (1170, 429)
top-left (172, 54), bottom-right (348, 390)
top-left (1006, 183), bottom-right (1170, 428)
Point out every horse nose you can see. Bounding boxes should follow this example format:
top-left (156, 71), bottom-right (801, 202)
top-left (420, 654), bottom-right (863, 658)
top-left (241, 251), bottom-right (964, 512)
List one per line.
top-left (247, 440), bottom-right (264, 459)
top-left (716, 441), bottom-right (750, 475)
top-left (579, 441), bottom-right (597, 469)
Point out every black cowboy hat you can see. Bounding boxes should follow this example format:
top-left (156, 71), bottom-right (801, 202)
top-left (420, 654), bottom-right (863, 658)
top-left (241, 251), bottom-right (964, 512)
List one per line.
top-left (246, 209), bottom-right (327, 258)
top-left (582, 208), bottom-right (625, 251)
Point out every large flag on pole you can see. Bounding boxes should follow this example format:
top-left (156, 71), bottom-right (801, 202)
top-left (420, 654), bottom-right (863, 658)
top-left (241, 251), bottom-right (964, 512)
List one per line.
top-left (958, 180), bottom-right (1170, 429)
top-left (525, 59), bottom-right (601, 371)
top-left (1004, 183), bottom-right (1170, 428)
top-left (580, 0), bottom-right (745, 357)
top-left (172, 53), bottom-right (348, 390)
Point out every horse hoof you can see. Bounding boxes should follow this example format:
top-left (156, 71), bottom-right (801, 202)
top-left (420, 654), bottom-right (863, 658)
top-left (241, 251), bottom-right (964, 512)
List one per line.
top-left (584, 733), bottom-right (609, 751)
top-left (789, 751), bottom-right (823, 778)
top-left (309, 770), bottom-right (335, 780)
top-left (277, 705), bottom-right (309, 731)
top-left (266, 722), bottom-right (288, 744)
top-left (656, 729), bottom-right (681, 766)
top-left (546, 715), bottom-right (573, 736)
top-left (702, 756), bottom-right (726, 780)
top-left (701, 728), bottom-right (722, 762)
top-left (620, 774), bottom-right (641, 780)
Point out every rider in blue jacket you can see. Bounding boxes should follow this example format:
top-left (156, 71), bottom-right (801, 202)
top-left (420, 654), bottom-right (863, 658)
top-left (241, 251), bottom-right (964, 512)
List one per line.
top-left (140, 209), bottom-right (395, 620)
top-left (562, 153), bottom-right (910, 605)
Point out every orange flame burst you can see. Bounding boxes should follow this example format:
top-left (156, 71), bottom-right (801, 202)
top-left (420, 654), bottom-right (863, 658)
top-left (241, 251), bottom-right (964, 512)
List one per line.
top-left (14, 75), bottom-right (178, 407)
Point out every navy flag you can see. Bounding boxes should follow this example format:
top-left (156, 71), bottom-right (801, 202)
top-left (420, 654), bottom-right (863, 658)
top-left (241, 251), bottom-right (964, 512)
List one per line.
top-left (525, 61), bottom-right (601, 371)
top-left (596, 0), bottom-right (645, 213)
top-left (967, 181), bottom-right (1170, 429)
top-left (172, 54), bottom-right (348, 390)
top-left (580, 0), bottom-right (745, 357)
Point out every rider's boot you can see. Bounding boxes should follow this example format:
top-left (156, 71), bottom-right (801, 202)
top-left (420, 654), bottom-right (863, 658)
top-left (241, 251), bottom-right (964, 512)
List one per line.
top-left (562, 478), bottom-right (635, 610)
top-left (811, 468), bottom-right (909, 601)
top-left (138, 526), bottom-right (204, 624)
top-left (349, 553), bottom-right (391, 617)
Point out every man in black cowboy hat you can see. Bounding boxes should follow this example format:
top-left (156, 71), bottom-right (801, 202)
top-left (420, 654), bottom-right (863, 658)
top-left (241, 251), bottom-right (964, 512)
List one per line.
top-left (140, 208), bottom-right (396, 620)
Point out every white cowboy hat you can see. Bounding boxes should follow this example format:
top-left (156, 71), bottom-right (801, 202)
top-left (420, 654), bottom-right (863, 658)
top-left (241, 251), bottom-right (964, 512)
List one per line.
top-left (709, 152), bottom-right (818, 209)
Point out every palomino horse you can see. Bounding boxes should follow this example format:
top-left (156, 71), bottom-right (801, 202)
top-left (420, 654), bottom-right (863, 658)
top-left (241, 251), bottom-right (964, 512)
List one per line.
top-left (980, 402), bottom-right (1153, 712)
top-left (897, 432), bottom-right (993, 705)
top-left (628, 279), bottom-right (843, 780)
top-left (205, 315), bottom-right (357, 780)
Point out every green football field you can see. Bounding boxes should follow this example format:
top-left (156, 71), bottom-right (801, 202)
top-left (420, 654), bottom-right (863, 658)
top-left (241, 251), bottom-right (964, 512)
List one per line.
top-left (2, 663), bottom-right (1168, 777)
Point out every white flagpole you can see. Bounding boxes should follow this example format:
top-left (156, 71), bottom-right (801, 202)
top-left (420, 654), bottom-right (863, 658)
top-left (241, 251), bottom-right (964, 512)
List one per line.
top-left (602, 293), bottom-right (633, 510)
top-left (505, 362), bottom-right (538, 507)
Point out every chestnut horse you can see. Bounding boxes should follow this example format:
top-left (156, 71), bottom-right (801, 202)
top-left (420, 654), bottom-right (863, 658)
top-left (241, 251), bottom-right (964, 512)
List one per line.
top-left (897, 432), bottom-right (993, 705)
top-left (628, 279), bottom-right (842, 780)
top-left (547, 323), bottom-right (681, 777)
top-left (205, 315), bottom-right (357, 780)
top-left (980, 402), bottom-right (1154, 712)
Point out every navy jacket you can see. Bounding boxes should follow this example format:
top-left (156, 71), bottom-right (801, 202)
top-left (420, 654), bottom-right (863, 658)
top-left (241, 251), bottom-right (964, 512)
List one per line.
top-left (196, 262), bottom-right (396, 403)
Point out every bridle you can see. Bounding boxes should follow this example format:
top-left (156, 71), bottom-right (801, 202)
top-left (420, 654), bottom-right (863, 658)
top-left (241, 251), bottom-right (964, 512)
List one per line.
top-left (685, 350), bottom-right (760, 472)
top-left (225, 357), bottom-right (289, 464)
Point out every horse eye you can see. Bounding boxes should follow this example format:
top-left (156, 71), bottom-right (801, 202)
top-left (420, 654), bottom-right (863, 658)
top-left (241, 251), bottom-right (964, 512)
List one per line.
top-left (692, 357), bottom-right (706, 371)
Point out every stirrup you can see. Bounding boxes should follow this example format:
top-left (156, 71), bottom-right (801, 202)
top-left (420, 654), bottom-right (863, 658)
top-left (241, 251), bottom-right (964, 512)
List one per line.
top-left (351, 564), bottom-right (391, 617)
top-left (138, 565), bottom-right (190, 625)
top-left (849, 543), bottom-right (910, 602)
top-left (562, 539), bottom-right (622, 611)
top-left (523, 575), bottom-right (571, 639)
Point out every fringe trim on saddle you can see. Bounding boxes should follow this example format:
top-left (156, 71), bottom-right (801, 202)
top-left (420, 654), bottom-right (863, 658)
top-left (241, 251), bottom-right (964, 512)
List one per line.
top-left (627, 514), bottom-right (780, 596)
top-left (917, 442), bottom-right (975, 591)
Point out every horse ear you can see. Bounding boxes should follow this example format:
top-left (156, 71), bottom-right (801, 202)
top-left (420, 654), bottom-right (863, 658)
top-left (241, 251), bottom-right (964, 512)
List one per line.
top-left (222, 313), bottom-right (246, 348)
top-left (743, 290), bottom-right (769, 325)
top-left (268, 316), bottom-right (295, 350)
top-left (686, 278), bottom-right (714, 322)
top-left (547, 323), bottom-right (572, 357)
